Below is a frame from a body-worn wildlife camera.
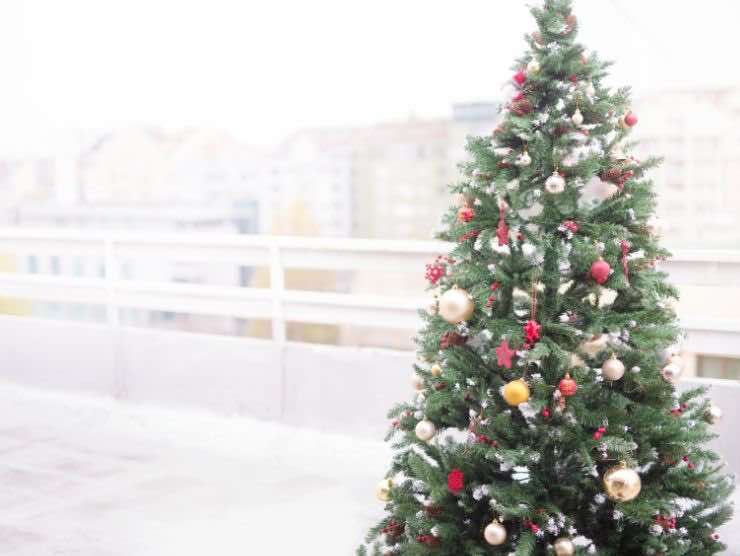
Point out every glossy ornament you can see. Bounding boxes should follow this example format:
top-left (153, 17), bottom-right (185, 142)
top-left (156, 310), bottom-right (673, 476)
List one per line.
top-left (430, 364), bottom-right (442, 377)
top-left (438, 287), bottom-right (475, 324)
top-left (483, 521), bottom-right (507, 545)
top-left (571, 108), bottom-right (584, 125)
top-left (545, 172), bottom-right (566, 194)
top-left (376, 478), bottom-right (393, 501)
top-left (515, 150), bottom-right (532, 167)
top-left (503, 379), bottom-right (530, 406)
top-left (415, 419), bottom-right (437, 442)
top-left (705, 404), bottom-right (723, 424)
top-left (457, 206), bottom-right (474, 223)
top-left (513, 69), bottom-right (527, 86)
top-left (603, 465), bottom-right (641, 502)
top-left (553, 537), bottom-right (576, 556)
top-left (602, 355), bottom-right (625, 381)
top-left (624, 111), bottom-right (638, 126)
top-left (661, 362), bottom-right (682, 383)
top-left (558, 373), bottom-right (578, 397)
top-left (590, 258), bottom-right (611, 284)
top-left (526, 59), bottom-right (541, 74)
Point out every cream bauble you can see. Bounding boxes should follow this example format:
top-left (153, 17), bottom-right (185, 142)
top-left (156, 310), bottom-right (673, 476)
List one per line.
top-left (571, 108), bottom-right (584, 125)
top-left (430, 364), bottom-right (443, 377)
top-left (376, 478), bottom-right (393, 501)
top-left (438, 287), bottom-right (475, 324)
top-left (601, 355), bottom-right (625, 381)
top-left (483, 521), bottom-right (507, 545)
top-left (553, 537), bottom-right (576, 556)
top-left (603, 465), bottom-right (641, 502)
top-left (526, 59), bottom-right (541, 74)
top-left (415, 419), bottom-right (437, 442)
top-left (515, 150), bottom-right (532, 167)
top-left (545, 172), bottom-right (566, 194)
top-left (705, 404), bottom-right (723, 424)
top-left (661, 363), bottom-right (682, 383)
top-left (412, 373), bottom-right (424, 391)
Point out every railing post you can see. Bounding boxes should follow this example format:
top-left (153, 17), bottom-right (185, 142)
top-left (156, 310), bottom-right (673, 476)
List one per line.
top-left (270, 240), bottom-right (286, 343)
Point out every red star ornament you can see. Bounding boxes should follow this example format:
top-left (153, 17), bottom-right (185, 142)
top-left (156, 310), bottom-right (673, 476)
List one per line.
top-left (495, 339), bottom-right (516, 369)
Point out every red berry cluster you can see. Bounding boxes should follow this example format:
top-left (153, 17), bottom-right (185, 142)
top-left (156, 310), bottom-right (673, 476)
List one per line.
top-left (458, 229), bottom-right (479, 243)
top-left (487, 282), bottom-right (501, 306)
top-left (381, 519), bottom-right (405, 541)
top-left (542, 407), bottom-right (551, 418)
top-left (447, 468), bottom-right (465, 494)
top-left (682, 455), bottom-right (695, 470)
top-left (669, 403), bottom-right (689, 416)
top-left (592, 426), bottom-right (607, 441)
top-left (523, 519), bottom-right (540, 534)
top-left (655, 515), bottom-right (676, 530)
top-left (425, 256), bottom-right (447, 284)
top-left (475, 433), bottom-right (498, 447)
top-left (416, 535), bottom-right (440, 547)
top-left (562, 220), bottom-right (578, 233)
top-left (523, 320), bottom-right (541, 343)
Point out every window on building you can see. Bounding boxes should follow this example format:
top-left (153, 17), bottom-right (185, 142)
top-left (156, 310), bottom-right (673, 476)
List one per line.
top-left (696, 355), bottom-right (740, 380)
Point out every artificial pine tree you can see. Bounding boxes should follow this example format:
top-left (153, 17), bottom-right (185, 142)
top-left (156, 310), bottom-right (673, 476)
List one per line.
top-left (359, 2), bottom-right (734, 555)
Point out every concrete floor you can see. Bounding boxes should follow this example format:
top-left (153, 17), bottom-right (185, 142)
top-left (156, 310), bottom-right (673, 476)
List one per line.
top-left (0, 382), bottom-right (735, 555)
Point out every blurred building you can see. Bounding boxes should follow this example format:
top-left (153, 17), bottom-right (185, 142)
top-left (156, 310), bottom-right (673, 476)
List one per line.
top-left (635, 88), bottom-right (740, 250)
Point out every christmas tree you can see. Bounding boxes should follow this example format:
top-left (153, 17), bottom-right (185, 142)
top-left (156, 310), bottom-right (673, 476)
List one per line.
top-left (359, 2), bottom-right (734, 555)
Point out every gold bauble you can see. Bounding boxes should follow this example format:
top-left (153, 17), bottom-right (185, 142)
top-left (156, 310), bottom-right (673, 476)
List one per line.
top-left (579, 334), bottom-right (607, 357)
top-left (553, 537), bottom-right (575, 556)
top-left (483, 521), bottom-right (507, 545)
top-left (603, 465), bottom-right (641, 502)
top-left (503, 379), bottom-right (530, 406)
top-left (415, 419), bottom-right (437, 442)
top-left (430, 364), bottom-right (443, 377)
top-left (376, 478), bottom-right (393, 502)
top-left (601, 355), bottom-right (625, 381)
top-left (438, 287), bottom-right (475, 324)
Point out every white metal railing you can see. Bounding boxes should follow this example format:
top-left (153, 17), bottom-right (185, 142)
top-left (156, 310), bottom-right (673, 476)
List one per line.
top-left (0, 228), bottom-right (738, 356)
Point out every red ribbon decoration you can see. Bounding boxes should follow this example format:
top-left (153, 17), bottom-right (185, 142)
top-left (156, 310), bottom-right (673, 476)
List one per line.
top-left (620, 240), bottom-right (630, 285)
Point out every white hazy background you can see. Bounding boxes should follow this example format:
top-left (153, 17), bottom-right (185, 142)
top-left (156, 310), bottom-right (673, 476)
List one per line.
top-left (2, 0), bottom-right (739, 155)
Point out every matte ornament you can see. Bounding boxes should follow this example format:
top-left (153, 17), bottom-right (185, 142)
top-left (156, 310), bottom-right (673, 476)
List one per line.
top-left (603, 465), bottom-right (641, 502)
top-left (545, 172), bottom-right (566, 194)
top-left (495, 339), bottom-right (516, 369)
top-left (553, 537), bottom-right (576, 556)
top-left (376, 478), bottom-right (393, 501)
top-left (590, 258), bottom-right (611, 284)
top-left (624, 111), bottom-right (638, 126)
top-left (602, 355), bottom-right (625, 381)
top-left (415, 419), bottom-right (437, 442)
top-left (457, 206), bottom-right (475, 222)
top-left (438, 287), bottom-right (475, 324)
top-left (558, 373), bottom-right (578, 397)
top-left (483, 521), bottom-right (507, 545)
top-left (503, 379), bottom-right (530, 406)
top-left (513, 70), bottom-right (527, 86)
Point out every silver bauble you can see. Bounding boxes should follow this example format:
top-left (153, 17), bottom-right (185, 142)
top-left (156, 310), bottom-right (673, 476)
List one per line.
top-left (661, 362), bottom-right (682, 383)
top-left (571, 108), bottom-right (584, 125)
top-left (483, 521), bottom-right (507, 545)
top-left (705, 404), bottom-right (723, 424)
top-left (602, 356), bottom-right (625, 381)
top-left (544, 172), bottom-right (566, 194)
top-left (415, 419), bottom-right (437, 442)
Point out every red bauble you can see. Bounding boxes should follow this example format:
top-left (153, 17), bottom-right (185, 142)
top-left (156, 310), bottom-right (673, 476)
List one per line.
top-left (590, 258), bottom-right (611, 285)
top-left (513, 70), bottom-right (527, 86)
top-left (447, 468), bottom-right (465, 494)
top-left (457, 206), bottom-right (475, 222)
top-left (624, 112), bottom-right (638, 127)
top-left (558, 373), bottom-right (578, 397)
top-left (523, 319), bottom-right (541, 343)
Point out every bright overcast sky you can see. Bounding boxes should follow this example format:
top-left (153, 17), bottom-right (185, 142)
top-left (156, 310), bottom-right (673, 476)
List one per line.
top-left (1, 0), bottom-right (739, 155)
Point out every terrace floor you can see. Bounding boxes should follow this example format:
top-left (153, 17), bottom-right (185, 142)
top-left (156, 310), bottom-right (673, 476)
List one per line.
top-left (0, 382), bottom-right (736, 555)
